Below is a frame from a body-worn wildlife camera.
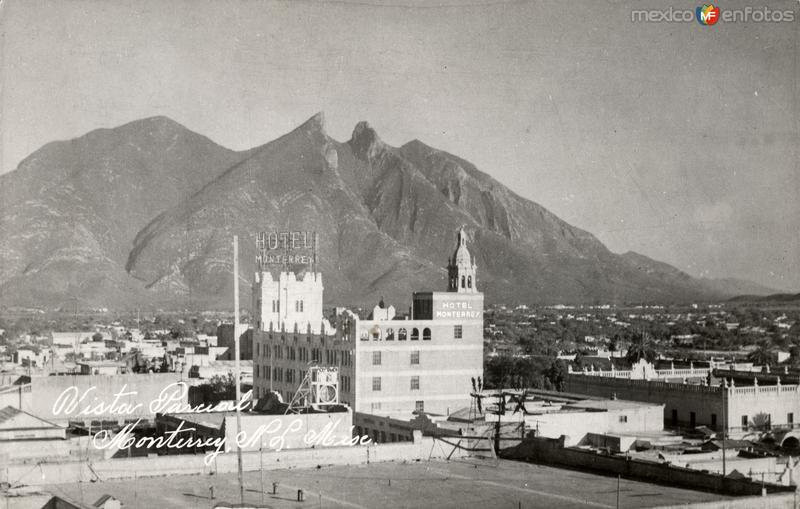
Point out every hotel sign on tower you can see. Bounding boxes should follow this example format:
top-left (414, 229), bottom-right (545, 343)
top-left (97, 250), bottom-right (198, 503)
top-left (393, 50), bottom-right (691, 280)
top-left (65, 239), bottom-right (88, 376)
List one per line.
top-left (256, 231), bottom-right (318, 269)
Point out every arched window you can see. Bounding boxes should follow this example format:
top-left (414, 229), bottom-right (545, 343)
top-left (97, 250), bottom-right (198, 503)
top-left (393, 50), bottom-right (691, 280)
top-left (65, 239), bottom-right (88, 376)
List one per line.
top-left (461, 275), bottom-right (465, 288)
top-left (385, 328), bottom-right (395, 340)
top-left (370, 325), bottom-right (381, 340)
top-left (423, 328), bottom-right (431, 341)
top-left (467, 276), bottom-right (472, 288)
top-left (360, 331), bottom-right (369, 341)
top-left (411, 328), bottom-right (419, 341)
top-left (398, 328), bottom-right (407, 341)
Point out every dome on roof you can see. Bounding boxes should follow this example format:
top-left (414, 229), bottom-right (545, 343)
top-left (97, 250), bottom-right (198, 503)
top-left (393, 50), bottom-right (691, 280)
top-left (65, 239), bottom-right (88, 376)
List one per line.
top-left (453, 244), bottom-right (471, 266)
top-left (452, 228), bottom-right (471, 266)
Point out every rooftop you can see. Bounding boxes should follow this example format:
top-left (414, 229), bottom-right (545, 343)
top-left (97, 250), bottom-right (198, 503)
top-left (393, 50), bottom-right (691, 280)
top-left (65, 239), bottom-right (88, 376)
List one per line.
top-left (567, 399), bottom-right (662, 411)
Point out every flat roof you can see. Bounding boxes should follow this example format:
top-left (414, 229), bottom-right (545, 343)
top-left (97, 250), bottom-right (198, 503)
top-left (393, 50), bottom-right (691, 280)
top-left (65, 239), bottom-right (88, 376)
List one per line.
top-left (568, 399), bottom-right (662, 411)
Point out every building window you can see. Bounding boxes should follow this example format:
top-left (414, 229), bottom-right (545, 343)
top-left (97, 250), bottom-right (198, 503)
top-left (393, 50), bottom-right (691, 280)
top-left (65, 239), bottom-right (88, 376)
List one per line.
top-left (423, 328), bottom-right (431, 341)
top-left (411, 376), bottom-right (419, 390)
top-left (415, 400), bottom-right (424, 413)
top-left (372, 377), bottom-right (381, 391)
top-left (371, 402), bottom-right (381, 412)
top-left (467, 276), bottom-right (472, 288)
top-left (372, 351), bottom-right (381, 366)
top-left (454, 325), bottom-right (462, 339)
top-left (711, 414), bottom-right (717, 428)
top-left (300, 300), bottom-right (304, 312)
top-left (411, 351), bottom-right (419, 365)
top-left (461, 275), bottom-right (465, 288)
top-left (618, 415), bottom-right (627, 423)
top-left (398, 328), bottom-right (407, 341)
top-left (371, 326), bottom-right (381, 341)
top-left (742, 415), bottom-right (748, 429)
top-left (385, 328), bottom-right (394, 340)
top-left (411, 328), bottom-right (419, 341)
top-left (789, 413), bottom-right (794, 427)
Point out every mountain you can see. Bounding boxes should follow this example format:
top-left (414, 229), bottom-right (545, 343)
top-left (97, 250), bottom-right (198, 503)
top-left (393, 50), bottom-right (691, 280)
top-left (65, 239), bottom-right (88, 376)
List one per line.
top-left (728, 292), bottom-right (800, 303)
top-left (0, 114), bottom-right (779, 310)
top-left (0, 116), bottom-right (250, 308)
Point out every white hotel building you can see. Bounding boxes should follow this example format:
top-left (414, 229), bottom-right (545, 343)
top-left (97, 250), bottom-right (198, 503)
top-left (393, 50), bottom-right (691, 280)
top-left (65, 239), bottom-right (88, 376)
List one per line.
top-left (251, 228), bottom-right (484, 417)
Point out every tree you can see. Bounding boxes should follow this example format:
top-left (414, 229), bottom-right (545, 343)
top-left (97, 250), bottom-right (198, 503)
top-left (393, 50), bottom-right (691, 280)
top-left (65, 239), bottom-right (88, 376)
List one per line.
top-left (750, 412), bottom-right (772, 431)
top-left (208, 372), bottom-right (237, 396)
top-left (545, 360), bottom-right (566, 392)
top-left (789, 345), bottom-right (800, 367)
top-left (625, 331), bottom-right (657, 365)
top-left (484, 356), bottom-right (515, 389)
top-left (747, 342), bottom-right (775, 367)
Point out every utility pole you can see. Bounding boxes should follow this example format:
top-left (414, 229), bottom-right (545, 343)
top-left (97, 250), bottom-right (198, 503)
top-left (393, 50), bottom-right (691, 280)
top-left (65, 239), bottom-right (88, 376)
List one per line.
top-left (233, 236), bottom-right (244, 505)
top-left (260, 443), bottom-right (264, 504)
top-left (722, 378), bottom-right (727, 477)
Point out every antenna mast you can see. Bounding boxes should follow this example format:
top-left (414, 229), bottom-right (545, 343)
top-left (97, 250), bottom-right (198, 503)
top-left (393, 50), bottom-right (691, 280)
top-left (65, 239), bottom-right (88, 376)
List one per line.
top-left (233, 236), bottom-right (244, 504)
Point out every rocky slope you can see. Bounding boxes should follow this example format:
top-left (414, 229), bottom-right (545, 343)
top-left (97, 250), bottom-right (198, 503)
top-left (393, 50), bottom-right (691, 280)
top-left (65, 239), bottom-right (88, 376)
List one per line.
top-left (0, 114), bottom-right (776, 310)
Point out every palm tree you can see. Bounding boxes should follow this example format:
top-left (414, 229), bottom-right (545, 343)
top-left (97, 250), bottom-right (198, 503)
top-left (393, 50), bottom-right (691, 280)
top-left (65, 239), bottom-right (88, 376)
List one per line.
top-left (626, 330), bottom-right (658, 364)
top-left (747, 342), bottom-right (775, 367)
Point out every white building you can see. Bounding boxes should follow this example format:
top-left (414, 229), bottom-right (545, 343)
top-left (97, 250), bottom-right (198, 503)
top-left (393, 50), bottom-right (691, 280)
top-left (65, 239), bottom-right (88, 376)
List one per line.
top-left (251, 228), bottom-right (484, 417)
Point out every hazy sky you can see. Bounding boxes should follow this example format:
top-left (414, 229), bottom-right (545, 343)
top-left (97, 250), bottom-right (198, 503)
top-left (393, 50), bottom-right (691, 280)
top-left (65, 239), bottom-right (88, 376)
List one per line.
top-left (1, 0), bottom-right (798, 291)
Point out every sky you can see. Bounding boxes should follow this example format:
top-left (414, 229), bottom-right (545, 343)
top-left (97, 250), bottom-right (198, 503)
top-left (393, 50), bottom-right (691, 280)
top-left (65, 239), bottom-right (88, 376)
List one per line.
top-left (1, 0), bottom-right (798, 291)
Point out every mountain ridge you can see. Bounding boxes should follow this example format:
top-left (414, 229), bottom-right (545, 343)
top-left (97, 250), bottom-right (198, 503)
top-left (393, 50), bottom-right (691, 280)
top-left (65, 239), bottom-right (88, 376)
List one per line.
top-left (0, 113), bottom-right (780, 310)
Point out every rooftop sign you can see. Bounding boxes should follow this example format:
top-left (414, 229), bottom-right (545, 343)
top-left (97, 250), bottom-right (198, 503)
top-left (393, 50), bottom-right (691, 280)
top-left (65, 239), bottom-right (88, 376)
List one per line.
top-left (256, 231), bottom-right (318, 270)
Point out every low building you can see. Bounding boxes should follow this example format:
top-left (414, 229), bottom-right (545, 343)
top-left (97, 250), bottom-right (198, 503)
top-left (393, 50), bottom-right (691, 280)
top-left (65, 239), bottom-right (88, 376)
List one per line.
top-left (14, 348), bottom-right (47, 367)
top-left (566, 361), bottom-right (800, 433)
top-left (0, 406), bottom-right (66, 440)
top-left (78, 361), bottom-right (127, 375)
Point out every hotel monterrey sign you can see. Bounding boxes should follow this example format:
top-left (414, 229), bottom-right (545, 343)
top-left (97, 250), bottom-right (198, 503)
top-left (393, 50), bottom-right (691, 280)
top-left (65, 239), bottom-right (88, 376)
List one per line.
top-left (256, 231), bottom-right (318, 269)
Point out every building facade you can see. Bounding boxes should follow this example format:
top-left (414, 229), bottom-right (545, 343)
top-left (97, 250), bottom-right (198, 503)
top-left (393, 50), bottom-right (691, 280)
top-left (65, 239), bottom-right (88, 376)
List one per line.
top-left (251, 228), bottom-right (484, 417)
top-left (566, 365), bottom-right (800, 434)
